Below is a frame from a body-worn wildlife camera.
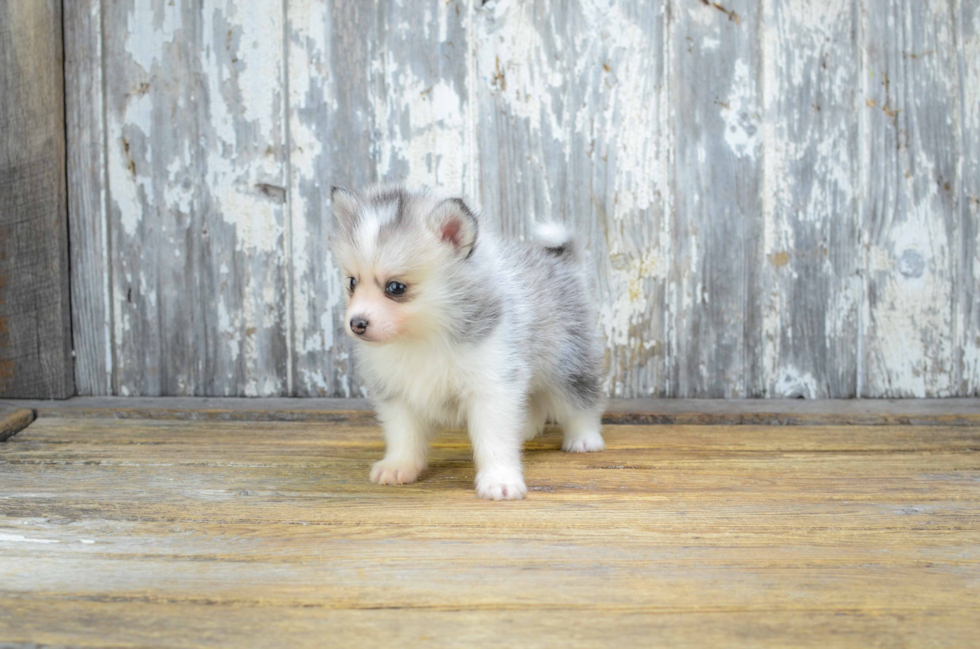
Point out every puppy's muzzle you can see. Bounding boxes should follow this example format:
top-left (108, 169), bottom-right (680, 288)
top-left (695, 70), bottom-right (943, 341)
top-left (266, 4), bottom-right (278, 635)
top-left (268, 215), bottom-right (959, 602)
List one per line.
top-left (350, 316), bottom-right (369, 336)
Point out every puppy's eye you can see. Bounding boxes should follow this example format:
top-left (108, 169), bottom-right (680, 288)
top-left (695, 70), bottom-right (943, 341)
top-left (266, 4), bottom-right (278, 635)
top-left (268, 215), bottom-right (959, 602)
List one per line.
top-left (385, 281), bottom-right (407, 297)
top-left (348, 277), bottom-right (357, 293)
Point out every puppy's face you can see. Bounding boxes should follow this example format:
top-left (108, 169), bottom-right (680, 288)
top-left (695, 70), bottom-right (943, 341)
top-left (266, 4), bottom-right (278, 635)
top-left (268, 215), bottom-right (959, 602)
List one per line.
top-left (331, 186), bottom-right (478, 345)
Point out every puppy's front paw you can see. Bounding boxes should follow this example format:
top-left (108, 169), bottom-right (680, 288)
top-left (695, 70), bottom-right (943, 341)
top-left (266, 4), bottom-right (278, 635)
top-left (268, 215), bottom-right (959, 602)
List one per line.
top-left (562, 431), bottom-right (605, 453)
top-left (475, 469), bottom-right (528, 501)
top-left (370, 460), bottom-right (423, 485)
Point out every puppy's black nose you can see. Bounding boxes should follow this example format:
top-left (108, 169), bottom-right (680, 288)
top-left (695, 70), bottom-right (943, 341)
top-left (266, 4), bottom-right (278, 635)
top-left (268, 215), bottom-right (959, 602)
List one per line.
top-left (350, 317), bottom-right (369, 335)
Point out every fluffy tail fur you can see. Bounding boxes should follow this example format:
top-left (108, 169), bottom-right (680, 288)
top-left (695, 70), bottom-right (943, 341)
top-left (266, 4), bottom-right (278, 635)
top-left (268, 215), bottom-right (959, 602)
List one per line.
top-left (533, 222), bottom-right (576, 258)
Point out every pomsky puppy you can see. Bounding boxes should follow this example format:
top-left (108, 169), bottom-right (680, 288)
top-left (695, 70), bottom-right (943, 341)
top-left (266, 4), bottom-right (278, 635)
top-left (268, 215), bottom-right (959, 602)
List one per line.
top-left (331, 184), bottom-right (605, 500)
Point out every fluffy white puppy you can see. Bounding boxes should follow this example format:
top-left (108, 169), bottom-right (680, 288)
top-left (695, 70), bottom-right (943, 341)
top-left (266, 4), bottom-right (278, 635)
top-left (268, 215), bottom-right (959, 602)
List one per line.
top-left (331, 184), bottom-right (604, 500)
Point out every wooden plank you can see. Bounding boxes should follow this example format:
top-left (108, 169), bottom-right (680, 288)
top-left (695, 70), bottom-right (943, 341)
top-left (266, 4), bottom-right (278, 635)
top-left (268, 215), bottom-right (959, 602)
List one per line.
top-left (0, 416), bottom-right (977, 646)
top-left (668, 0), bottom-right (764, 397)
top-left (760, 0), bottom-right (861, 398)
top-left (285, 0), bottom-right (369, 397)
top-left (287, 0), bottom-right (473, 396)
top-left (101, 0), bottom-right (203, 395)
top-left (2, 396), bottom-right (980, 426)
top-left (0, 0), bottom-right (73, 398)
top-left (960, 0), bottom-right (980, 395)
top-left (102, 0), bottom-right (289, 396)
top-left (473, 1), bottom-right (669, 397)
top-left (65, 0), bottom-right (113, 396)
top-left (861, 0), bottom-right (961, 396)
top-left (8, 416), bottom-right (980, 453)
top-left (0, 406), bottom-right (33, 442)
top-left (1, 603), bottom-right (975, 649)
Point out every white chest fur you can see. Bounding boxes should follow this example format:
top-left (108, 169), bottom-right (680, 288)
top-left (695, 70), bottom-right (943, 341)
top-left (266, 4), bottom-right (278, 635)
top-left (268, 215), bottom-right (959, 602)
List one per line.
top-left (357, 339), bottom-right (495, 426)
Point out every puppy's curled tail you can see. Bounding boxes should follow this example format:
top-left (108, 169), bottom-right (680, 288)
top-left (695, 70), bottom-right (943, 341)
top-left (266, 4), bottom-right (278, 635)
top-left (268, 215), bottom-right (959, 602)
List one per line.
top-left (533, 222), bottom-right (578, 259)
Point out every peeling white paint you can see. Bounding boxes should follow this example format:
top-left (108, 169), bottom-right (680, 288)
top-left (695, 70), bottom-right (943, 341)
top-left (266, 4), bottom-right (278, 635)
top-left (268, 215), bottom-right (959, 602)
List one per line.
top-left (599, 249), bottom-right (665, 349)
top-left (377, 71), bottom-right (467, 191)
top-left (773, 366), bottom-right (819, 399)
top-left (722, 60), bottom-right (760, 159)
top-left (125, 0), bottom-right (180, 74)
top-left (475, 0), bottom-right (567, 146)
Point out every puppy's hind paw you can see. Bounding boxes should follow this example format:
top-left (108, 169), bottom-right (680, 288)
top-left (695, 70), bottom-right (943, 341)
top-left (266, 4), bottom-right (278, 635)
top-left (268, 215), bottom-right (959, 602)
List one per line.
top-left (370, 460), bottom-right (423, 485)
top-left (475, 470), bottom-right (528, 501)
top-left (562, 431), bottom-right (605, 453)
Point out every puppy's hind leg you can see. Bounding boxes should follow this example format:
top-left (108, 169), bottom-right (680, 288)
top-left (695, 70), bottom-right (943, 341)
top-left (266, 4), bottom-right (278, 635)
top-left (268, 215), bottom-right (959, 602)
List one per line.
top-left (560, 405), bottom-right (605, 452)
top-left (552, 390), bottom-right (604, 453)
top-left (523, 391), bottom-right (549, 442)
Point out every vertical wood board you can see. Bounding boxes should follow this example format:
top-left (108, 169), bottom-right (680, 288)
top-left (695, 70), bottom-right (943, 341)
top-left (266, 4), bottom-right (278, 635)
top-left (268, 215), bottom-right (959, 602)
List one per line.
top-left (0, 0), bottom-right (74, 398)
top-left (760, 0), bottom-right (861, 397)
top-left (65, 0), bottom-right (112, 396)
top-left (474, 0), bottom-right (669, 397)
top-left (102, 0), bottom-right (288, 396)
top-left (861, 0), bottom-right (961, 397)
top-left (669, 0), bottom-right (764, 397)
top-left (959, 0), bottom-right (980, 395)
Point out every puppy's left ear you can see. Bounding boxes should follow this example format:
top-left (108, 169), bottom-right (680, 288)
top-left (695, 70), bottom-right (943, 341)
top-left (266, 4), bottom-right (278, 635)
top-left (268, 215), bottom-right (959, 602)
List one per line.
top-left (428, 198), bottom-right (478, 258)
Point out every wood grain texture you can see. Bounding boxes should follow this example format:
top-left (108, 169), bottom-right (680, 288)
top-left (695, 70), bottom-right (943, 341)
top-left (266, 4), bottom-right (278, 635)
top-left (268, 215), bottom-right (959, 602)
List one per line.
top-left (0, 0), bottom-right (74, 398)
top-left (861, 0), bottom-right (961, 397)
top-left (65, 0), bottom-right (112, 396)
top-left (67, 0), bottom-right (977, 397)
top-left (669, 0), bottom-right (764, 397)
top-left (761, 0), bottom-right (861, 398)
top-left (1, 415), bottom-right (978, 647)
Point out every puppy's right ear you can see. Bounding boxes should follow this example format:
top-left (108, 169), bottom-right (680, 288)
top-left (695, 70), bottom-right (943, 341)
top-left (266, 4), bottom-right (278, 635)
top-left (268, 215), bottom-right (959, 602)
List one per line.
top-left (331, 186), bottom-right (359, 234)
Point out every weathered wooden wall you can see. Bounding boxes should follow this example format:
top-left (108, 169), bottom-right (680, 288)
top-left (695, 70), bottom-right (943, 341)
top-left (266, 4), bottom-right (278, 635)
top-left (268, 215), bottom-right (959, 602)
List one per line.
top-left (65, 0), bottom-right (980, 398)
top-left (0, 0), bottom-right (74, 398)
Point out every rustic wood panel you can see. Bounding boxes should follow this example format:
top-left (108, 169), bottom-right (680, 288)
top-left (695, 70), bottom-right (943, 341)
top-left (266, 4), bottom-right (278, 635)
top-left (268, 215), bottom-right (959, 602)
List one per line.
top-left (288, 0), bottom-right (472, 396)
top-left (861, 0), bottom-right (961, 397)
top-left (286, 0), bottom-right (374, 398)
top-left (475, 0), bottom-right (669, 397)
top-left (101, 0), bottom-right (203, 395)
top-left (0, 0), bottom-right (74, 398)
top-left (65, 0), bottom-right (112, 396)
top-left (66, 0), bottom-right (978, 397)
top-left (960, 0), bottom-right (980, 395)
top-left (1, 416), bottom-right (978, 646)
top-left (102, 0), bottom-right (289, 396)
top-left (669, 0), bottom-right (764, 397)
top-left (760, 0), bottom-right (861, 398)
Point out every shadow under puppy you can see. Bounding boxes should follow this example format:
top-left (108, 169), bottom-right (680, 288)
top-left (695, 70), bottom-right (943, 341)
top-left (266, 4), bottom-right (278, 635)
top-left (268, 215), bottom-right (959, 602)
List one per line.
top-left (331, 185), bottom-right (605, 500)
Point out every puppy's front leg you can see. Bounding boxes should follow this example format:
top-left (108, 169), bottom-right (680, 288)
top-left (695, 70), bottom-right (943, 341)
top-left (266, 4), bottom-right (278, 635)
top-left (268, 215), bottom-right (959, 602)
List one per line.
top-left (370, 400), bottom-right (430, 485)
top-left (467, 393), bottom-right (528, 501)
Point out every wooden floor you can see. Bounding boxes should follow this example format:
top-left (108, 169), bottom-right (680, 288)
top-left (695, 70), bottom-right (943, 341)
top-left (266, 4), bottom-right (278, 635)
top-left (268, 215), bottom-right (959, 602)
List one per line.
top-left (1, 402), bottom-right (979, 647)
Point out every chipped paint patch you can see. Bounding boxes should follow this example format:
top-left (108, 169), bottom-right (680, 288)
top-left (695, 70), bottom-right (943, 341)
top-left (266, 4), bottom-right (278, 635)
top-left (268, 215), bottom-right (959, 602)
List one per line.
top-left (772, 366), bottom-right (819, 399)
top-left (599, 249), bottom-right (665, 349)
top-left (722, 60), bottom-right (760, 159)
